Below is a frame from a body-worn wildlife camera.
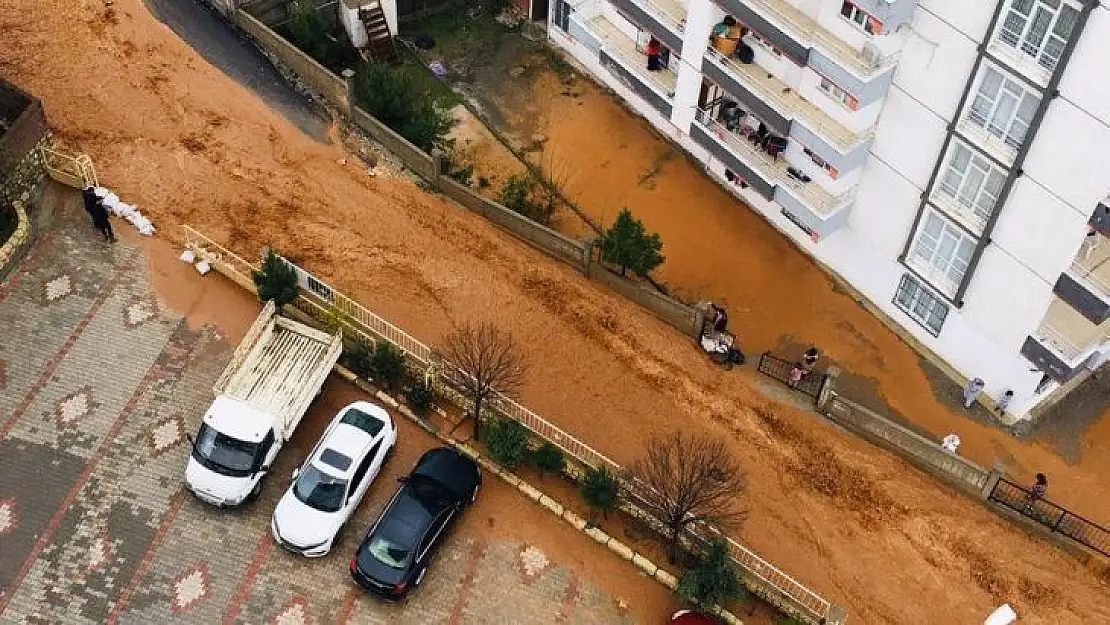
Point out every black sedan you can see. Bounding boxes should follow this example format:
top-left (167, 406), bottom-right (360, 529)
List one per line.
top-left (350, 447), bottom-right (481, 599)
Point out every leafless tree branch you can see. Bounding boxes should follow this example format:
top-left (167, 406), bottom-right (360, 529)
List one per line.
top-left (440, 321), bottom-right (528, 440)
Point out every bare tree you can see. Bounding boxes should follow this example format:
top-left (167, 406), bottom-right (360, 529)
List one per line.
top-left (440, 322), bottom-right (528, 440)
top-left (632, 433), bottom-right (746, 563)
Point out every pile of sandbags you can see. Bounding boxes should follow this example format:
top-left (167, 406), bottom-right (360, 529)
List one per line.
top-left (93, 187), bottom-right (156, 236)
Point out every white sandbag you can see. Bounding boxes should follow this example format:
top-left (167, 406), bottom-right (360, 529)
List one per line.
top-left (984, 604), bottom-right (1017, 625)
top-left (180, 249), bottom-right (196, 264)
top-left (195, 260), bottom-right (211, 275)
top-left (93, 186), bottom-right (157, 236)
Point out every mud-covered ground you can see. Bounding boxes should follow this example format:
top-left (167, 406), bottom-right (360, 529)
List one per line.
top-left (3, 1), bottom-right (1109, 622)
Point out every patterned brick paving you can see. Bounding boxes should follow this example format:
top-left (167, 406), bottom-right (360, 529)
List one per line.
top-left (0, 185), bottom-right (634, 624)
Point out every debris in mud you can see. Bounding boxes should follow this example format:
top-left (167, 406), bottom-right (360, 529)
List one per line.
top-left (509, 66), bottom-right (525, 78)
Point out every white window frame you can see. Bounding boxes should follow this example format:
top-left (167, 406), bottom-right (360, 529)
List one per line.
top-left (893, 274), bottom-right (949, 336)
top-left (995, 0), bottom-right (1081, 73)
top-left (908, 210), bottom-right (977, 296)
top-left (839, 1), bottom-right (882, 35)
top-left (817, 76), bottom-right (859, 111)
top-left (934, 141), bottom-right (1006, 231)
top-left (966, 64), bottom-right (1040, 151)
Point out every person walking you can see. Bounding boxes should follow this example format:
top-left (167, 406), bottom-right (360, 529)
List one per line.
top-left (803, 346), bottom-right (819, 367)
top-left (85, 188), bottom-right (115, 242)
top-left (713, 306), bottom-right (729, 334)
top-left (646, 38), bottom-right (663, 71)
top-left (941, 433), bottom-right (960, 454)
top-left (963, 377), bottom-right (986, 409)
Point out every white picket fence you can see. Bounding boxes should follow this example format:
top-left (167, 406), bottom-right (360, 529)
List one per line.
top-left (181, 226), bottom-right (834, 622)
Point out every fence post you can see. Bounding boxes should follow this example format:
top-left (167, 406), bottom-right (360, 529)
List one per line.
top-left (824, 605), bottom-right (848, 625)
top-left (582, 239), bottom-right (595, 277)
top-left (980, 461), bottom-right (1005, 500)
top-left (341, 68), bottom-right (356, 117)
top-left (816, 366), bottom-right (839, 412)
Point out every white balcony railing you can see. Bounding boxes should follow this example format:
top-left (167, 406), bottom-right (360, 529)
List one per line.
top-left (986, 39), bottom-right (1053, 88)
top-left (1069, 243), bottom-right (1110, 302)
top-left (743, 0), bottom-right (899, 79)
top-left (588, 15), bottom-right (677, 97)
top-left (694, 108), bottom-right (852, 216)
top-left (1034, 323), bottom-right (1088, 362)
top-left (629, 0), bottom-right (687, 35)
top-left (704, 47), bottom-right (873, 153)
top-left (1033, 297), bottom-right (1110, 362)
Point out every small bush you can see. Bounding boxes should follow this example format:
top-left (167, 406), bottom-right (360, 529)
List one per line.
top-left (498, 174), bottom-right (557, 225)
top-left (407, 382), bottom-right (435, 415)
top-left (449, 163), bottom-right (475, 186)
top-left (678, 539), bottom-right (746, 609)
top-left (284, 0), bottom-right (347, 72)
top-left (371, 342), bottom-right (406, 389)
top-left (252, 250), bottom-right (299, 309)
top-left (485, 419), bottom-right (529, 468)
top-left (581, 466), bottom-right (620, 525)
top-left (532, 442), bottom-right (565, 478)
top-left (353, 61), bottom-right (455, 153)
top-left (346, 340), bottom-right (375, 379)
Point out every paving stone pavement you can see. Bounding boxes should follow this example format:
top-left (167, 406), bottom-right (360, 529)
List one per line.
top-left (0, 185), bottom-right (635, 624)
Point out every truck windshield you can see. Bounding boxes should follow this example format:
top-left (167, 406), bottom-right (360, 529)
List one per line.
top-left (192, 423), bottom-right (259, 477)
top-left (293, 465), bottom-right (349, 512)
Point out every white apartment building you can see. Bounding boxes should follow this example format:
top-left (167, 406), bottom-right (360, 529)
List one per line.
top-left (547, 0), bottom-right (1110, 420)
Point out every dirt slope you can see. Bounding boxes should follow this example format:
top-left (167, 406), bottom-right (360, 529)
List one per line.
top-left (2, 1), bottom-right (1108, 622)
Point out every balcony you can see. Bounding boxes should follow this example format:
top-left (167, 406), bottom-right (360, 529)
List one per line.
top-left (986, 38), bottom-right (1053, 89)
top-left (702, 47), bottom-right (873, 166)
top-left (1055, 234), bottom-right (1110, 324)
top-left (740, 0), bottom-right (899, 82)
top-left (691, 107), bottom-right (853, 235)
top-left (1022, 296), bottom-right (1109, 381)
top-left (583, 15), bottom-right (678, 116)
top-left (610, 0), bottom-right (687, 54)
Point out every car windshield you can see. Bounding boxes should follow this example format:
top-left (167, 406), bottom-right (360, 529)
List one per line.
top-left (293, 465), bottom-right (349, 513)
top-left (192, 423), bottom-right (259, 476)
top-left (340, 407), bottom-right (386, 437)
top-left (367, 532), bottom-right (412, 569)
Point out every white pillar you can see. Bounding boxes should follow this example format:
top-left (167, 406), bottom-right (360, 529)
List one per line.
top-left (669, 0), bottom-right (717, 132)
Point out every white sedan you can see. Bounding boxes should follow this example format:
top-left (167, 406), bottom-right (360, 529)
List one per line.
top-left (271, 401), bottom-right (397, 557)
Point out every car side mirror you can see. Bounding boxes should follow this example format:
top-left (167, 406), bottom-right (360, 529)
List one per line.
top-left (185, 433), bottom-right (195, 446)
top-left (260, 465), bottom-right (270, 473)
top-left (291, 467), bottom-right (301, 481)
top-left (397, 476), bottom-right (408, 484)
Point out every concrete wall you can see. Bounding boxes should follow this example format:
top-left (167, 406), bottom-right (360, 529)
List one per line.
top-left (349, 106), bottom-right (439, 180)
top-left (236, 12), bottom-right (350, 108)
top-left (0, 81), bottom-right (49, 276)
top-left (823, 393), bottom-right (991, 495)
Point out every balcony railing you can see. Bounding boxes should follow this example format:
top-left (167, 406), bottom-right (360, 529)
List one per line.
top-left (588, 15), bottom-right (678, 97)
top-left (629, 0), bottom-right (687, 34)
top-left (704, 47), bottom-right (872, 153)
top-left (743, 0), bottom-right (898, 79)
top-left (694, 108), bottom-right (851, 217)
top-left (1069, 242), bottom-right (1110, 302)
top-left (1033, 297), bottom-right (1109, 362)
top-left (986, 39), bottom-right (1053, 88)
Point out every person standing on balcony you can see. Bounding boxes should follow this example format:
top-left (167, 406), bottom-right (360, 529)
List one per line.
top-left (963, 377), bottom-right (986, 409)
top-left (646, 37), bottom-right (662, 71)
top-left (712, 16), bottom-right (742, 56)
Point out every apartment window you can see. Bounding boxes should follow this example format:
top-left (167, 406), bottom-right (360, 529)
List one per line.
top-left (803, 147), bottom-right (839, 180)
top-left (996, 0), bottom-right (1080, 73)
top-left (840, 1), bottom-right (883, 35)
top-left (936, 141), bottom-right (1006, 227)
top-left (893, 274), bottom-right (949, 336)
top-left (908, 210), bottom-right (977, 295)
top-left (818, 77), bottom-right (859, 111)
top-left (966, 65), bottom-right (1040, 151)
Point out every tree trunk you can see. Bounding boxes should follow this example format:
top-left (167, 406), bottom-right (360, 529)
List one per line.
top-left (667, 527), bottom-right (680, 564)
top-left (620, 265), bottom-right (627, 277)
top-left (472, 394), bottom-right (484, 442)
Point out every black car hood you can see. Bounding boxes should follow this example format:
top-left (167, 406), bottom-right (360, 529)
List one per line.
top-left (412, 448), bottom-right (480, 501)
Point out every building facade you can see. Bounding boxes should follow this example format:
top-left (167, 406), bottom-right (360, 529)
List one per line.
top-left (548, 0), bottom-right (1110, 419)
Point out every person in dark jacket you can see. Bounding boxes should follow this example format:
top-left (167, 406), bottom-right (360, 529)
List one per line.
top-left (84, 187), bottom-right (115, 242)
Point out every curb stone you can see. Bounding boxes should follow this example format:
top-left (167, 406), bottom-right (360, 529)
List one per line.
top-left (608, 539), bottom-right (634, 561)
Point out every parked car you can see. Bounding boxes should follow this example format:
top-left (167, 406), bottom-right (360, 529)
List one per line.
top-left (271, 401), bottom-right (396, 557)
top-left (350, 447), bottom-right (481, 599)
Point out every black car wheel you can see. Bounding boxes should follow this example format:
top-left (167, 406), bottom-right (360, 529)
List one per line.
top-left (247, 478), bottom-right (264, 502)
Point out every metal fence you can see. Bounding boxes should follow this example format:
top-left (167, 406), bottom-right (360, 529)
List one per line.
top-left (181, 227), bottom-right (835, 623)
top-left (757, 352), bottom-right (828, 399)
top-left (988, 478), bottom-right (1110, 557)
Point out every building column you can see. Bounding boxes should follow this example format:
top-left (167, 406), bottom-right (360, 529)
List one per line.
top-left (669, 0), bottom-right (716, 132)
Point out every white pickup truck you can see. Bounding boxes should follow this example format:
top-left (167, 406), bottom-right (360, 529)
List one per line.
top-left (185, 301), bottom-right (342, 507)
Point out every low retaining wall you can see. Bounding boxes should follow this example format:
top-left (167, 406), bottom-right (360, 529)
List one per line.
top-left (349, 106), bottom-right (440, 180)
top-left (236, 12), bottom-right (349, 109)
top-left (587, 263), bottom-right (701, 338)
top-left (822, 393), bottom-right (991, 495)
top-left (439, 177), bottom-right (589, 269)
top-left (1, 80), bottom-right (49, 275)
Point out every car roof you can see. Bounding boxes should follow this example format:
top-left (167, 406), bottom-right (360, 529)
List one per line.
top-left (412, 447), bottom-right (480, 500)
top-left (310, 403), bottom-right (390, 476)
top-left (203, 396), bottom-right (273, 443)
